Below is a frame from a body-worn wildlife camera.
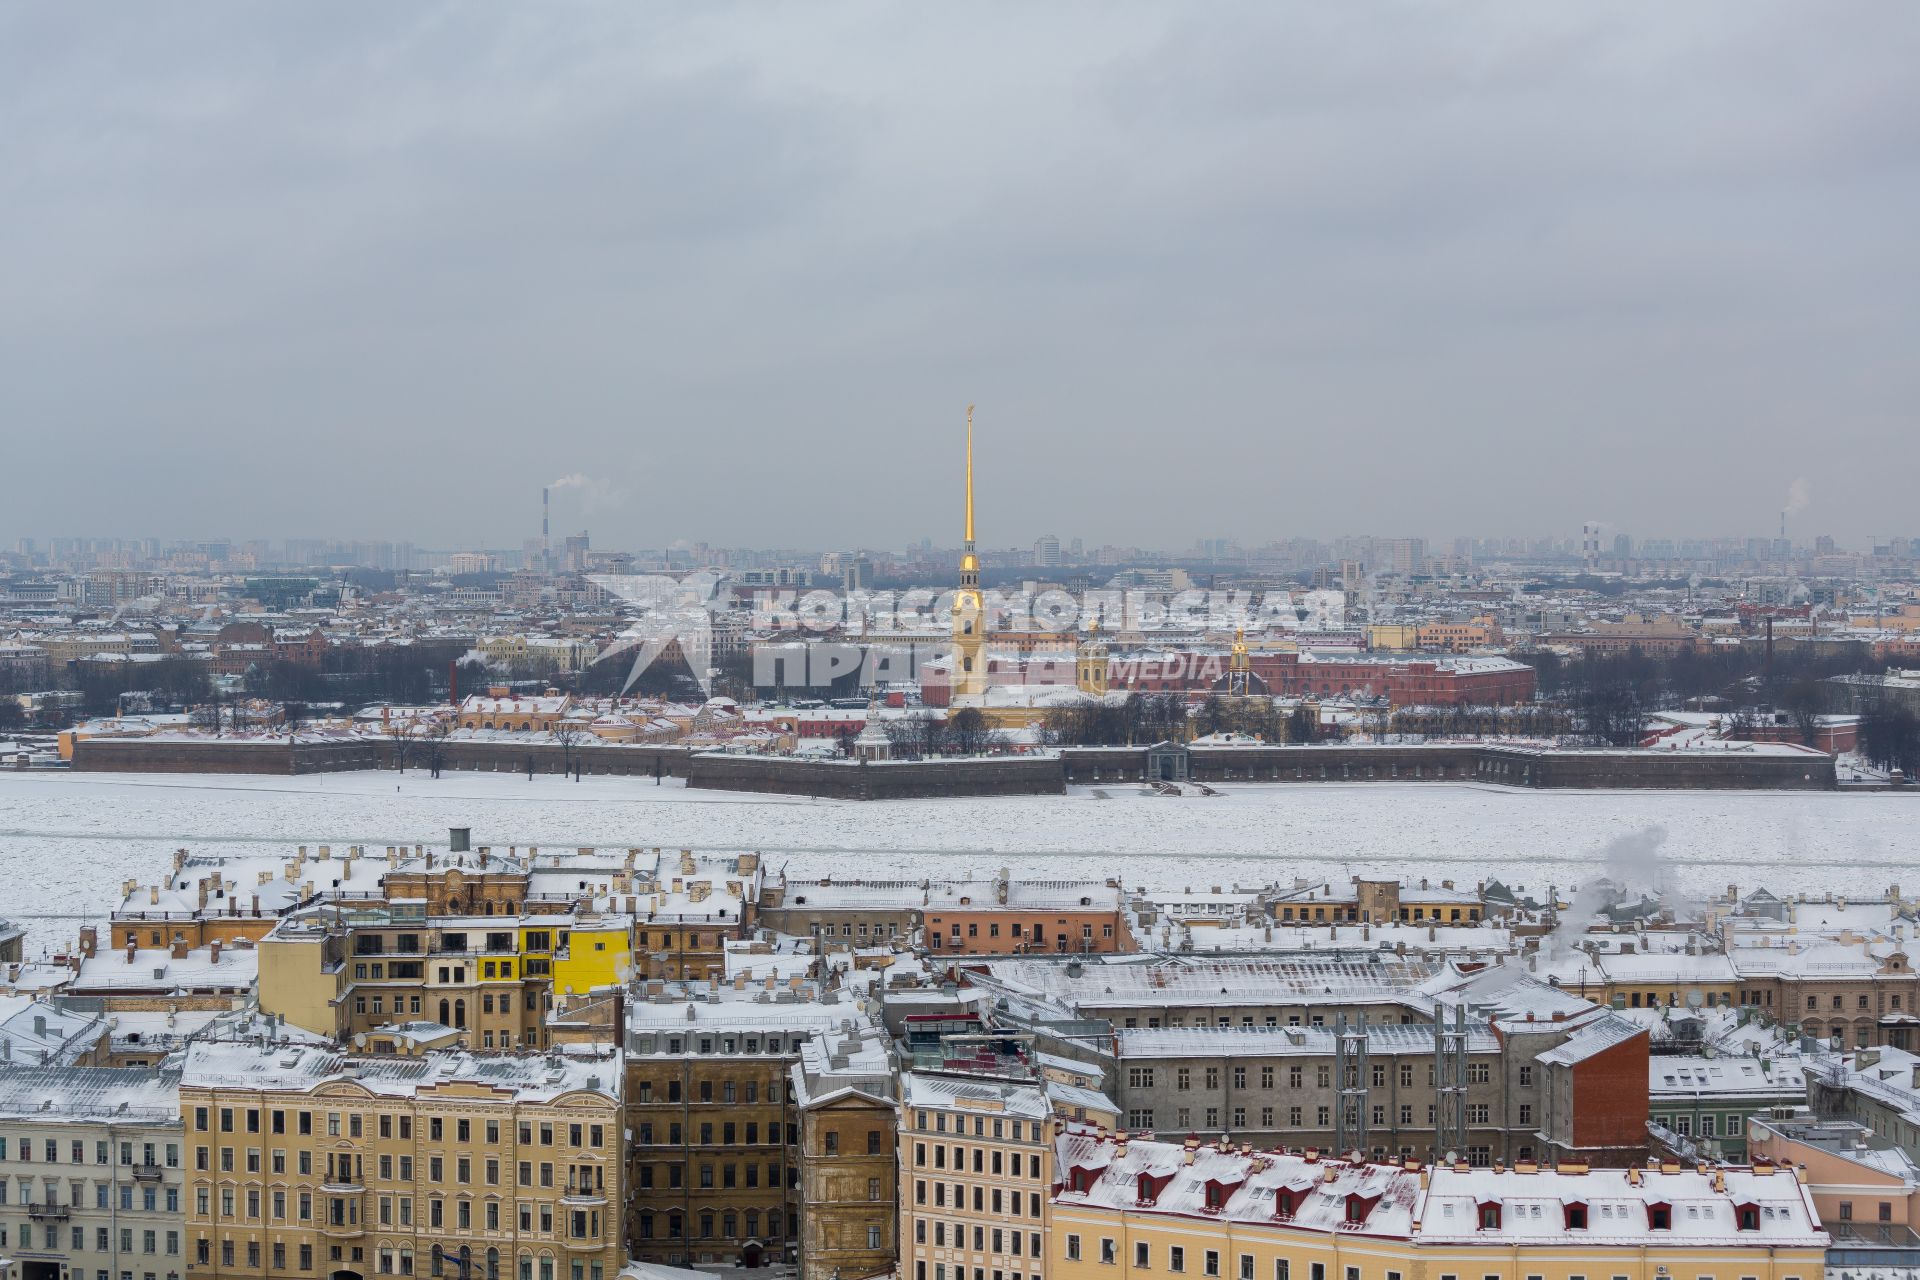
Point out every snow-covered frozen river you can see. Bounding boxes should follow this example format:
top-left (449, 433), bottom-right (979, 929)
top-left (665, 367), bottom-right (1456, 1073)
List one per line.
top-left (0, 770), bottom-right (1914, 956)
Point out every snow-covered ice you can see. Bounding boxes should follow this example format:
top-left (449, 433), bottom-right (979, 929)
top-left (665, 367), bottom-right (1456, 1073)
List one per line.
top-left (0, 770), bottom-right (1913, 956)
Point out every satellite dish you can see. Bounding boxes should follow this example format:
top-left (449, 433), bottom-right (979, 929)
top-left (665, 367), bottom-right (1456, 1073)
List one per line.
top-left (1685, 989), bottom-right (1705, 1010)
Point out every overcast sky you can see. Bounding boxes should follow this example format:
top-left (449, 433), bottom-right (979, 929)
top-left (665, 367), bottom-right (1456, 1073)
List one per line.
top-left (3, 3), bottom-right (1916, 553)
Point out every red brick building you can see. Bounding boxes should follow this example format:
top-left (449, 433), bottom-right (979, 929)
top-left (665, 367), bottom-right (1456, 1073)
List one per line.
top-left (1106, 650), bottom-right (1536, 707)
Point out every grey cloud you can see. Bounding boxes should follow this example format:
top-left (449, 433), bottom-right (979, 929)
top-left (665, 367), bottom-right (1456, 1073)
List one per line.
top-left (1, 2), bottom-right (1915, 551)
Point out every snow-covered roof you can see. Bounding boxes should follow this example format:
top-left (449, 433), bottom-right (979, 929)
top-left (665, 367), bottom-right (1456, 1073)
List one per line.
top-left (1536, 1012), bottom-right (1647, 1066)
top-left (974, 956), bottom-right (1437, 1013)
top-left (1053, 1132), bottom-right (1824, 1249)
top-left (1651, 1056), bottom-right (1806, 1098)
top-left (73, 943), bottom-right (259, 994)
top-left (1054, 1131), bottom-right (1420, 1238)
top-left (927, 880), bottom-right (1122, 913)
top-left (1419, 1161), bottom-right (1825, 1246)
top-left (0, 995), bottom-right (110, 1066)
top-left (0, 1062), bottom-right (182, 1125)
top-left (182, 1041), bottom-right (620, 1101)
top-left (1118, 1021), bottom-right (1501, 1059)
top-left (903, 1070), bottom-right (1049, 1119)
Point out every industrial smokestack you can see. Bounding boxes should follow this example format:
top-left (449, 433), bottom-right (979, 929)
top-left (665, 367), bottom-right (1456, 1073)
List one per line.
top-left (542, 487), bottom-right (551, 571)
top-left (1780, 510), bottom-right (1786, 541)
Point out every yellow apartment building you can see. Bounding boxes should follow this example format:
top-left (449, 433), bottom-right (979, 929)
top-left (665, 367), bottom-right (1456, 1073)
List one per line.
top-left (1047, 1132), bottom-right (1826, 1280)
top-left (257, 905), bottom-right (632, 1050)
top-left (898, 1071), bottom-right (1053, 1280)
top-left (180, 1040), bottom-right (625, 1280)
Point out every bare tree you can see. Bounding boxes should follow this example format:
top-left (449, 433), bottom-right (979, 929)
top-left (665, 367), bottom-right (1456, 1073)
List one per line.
top-left (423, 718), bottom-right (455, 778)
top-left (1861, 701), bottom-right (1920, 777)
top-left (1782, 679), bottom-right (1825, 749)
top-left (950, 707), bottom-right (988, 756)
top-left (390, 721), bottom-right (416, 773)
top-left (882, 717), bottom-right (925, 761)
top-left (192, 696), bottom-right (223, 735)
top-left (553, 721), bottom-right (592, 780)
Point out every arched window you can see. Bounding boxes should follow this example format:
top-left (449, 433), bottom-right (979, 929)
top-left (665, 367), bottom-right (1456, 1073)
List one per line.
top-left (438, 999), bottom-right (450, 1025)
top-left (432, 1245), bottom-right (444, 1277)
top-left (486, 1250), bottom-right (499, 1280)
top-left (454, 998), bottom-right (467, 1028)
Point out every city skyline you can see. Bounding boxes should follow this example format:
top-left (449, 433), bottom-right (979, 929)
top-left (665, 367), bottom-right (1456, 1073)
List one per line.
top-left (6, 521), bottom-right (1908, 569)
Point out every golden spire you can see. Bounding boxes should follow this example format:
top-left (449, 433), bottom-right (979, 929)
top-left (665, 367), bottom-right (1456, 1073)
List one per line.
top-left (964, 403), bottom-right (975, 546)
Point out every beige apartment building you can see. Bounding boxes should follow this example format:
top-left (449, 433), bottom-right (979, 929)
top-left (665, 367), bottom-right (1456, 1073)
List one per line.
top-left (179, 1040), bottom-right (624, 1280)
top-left (898, 1071), bottom-right (1052, 1280)
top-left (791, 1025), bottom-right (898, 1280)
top-left (0, 1064), bottom-right (185, 1280)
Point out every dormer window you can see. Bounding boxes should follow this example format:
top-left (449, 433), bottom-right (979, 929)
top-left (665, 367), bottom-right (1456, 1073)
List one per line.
top-left (1737, 1203), bottom-right (1760, 1231)
top-left (1138, 1172), bottom-right (1167, 1206)
top-left (1648, 1202), bottom-right (1672, 1231)
top-left (1068, 1166), bottom-right (1096, 1194)
top-left (1345, 1193), bottom-right (1380, 1225)
top-left (1477, 1201), bottom-right (1502, 1230)
top-left (1275, 1187), bottom-right (1302, 1219)
top-left (1204, 1182), bottom-right (1227, 1211)
top-left (1564, 1202), bottom-right (1588, 1231)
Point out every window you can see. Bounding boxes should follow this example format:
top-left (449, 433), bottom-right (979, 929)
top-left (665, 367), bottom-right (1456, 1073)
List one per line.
top-left (1137, 1244), bottom-right (1151, 1268)
top-left (1239, 1258), bottom-right (1255, 1280)
top-left (1066, 1237), bottom-right (1082, 1262)
top-left (1170, 1248), bottom-right (1185, 1274)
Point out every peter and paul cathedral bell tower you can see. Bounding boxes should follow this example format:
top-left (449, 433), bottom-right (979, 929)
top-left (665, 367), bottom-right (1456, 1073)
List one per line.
top-left (951, 404), bottom-right (987, 700)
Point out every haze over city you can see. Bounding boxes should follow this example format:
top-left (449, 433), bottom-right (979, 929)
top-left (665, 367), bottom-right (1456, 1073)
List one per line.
top-left (4, 2), bottom-right (1918, 548)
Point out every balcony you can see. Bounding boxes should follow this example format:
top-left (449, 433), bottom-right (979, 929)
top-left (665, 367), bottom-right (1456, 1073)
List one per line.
top-left (560, 1188), bottom-right (608, 1207)
top-left (27, 1203), bottom-right (72, 1222)
top-left (132, 1162), bottom-right (166, 1182)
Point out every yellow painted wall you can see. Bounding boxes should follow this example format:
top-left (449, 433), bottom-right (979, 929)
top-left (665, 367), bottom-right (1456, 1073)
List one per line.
top-left (1048, 1201), bottom-right (1824, 1280)
top-left (256, 934), bottom-right (340, 1036)
top-left (551, 925), bottom-right (633, 996)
